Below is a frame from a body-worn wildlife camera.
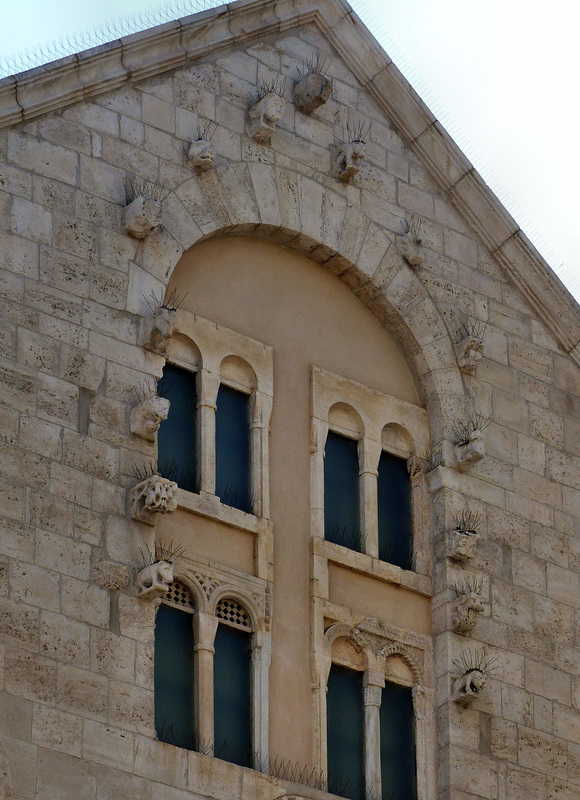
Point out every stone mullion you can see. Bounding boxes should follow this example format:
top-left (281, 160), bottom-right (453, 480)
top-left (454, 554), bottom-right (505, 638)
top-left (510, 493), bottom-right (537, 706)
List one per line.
top-left (197, 369), bottom-right (219, 496)
top-left (364, 669), bottom-right (385, 800)
top-left (193, 611), bottom-right (218, 754)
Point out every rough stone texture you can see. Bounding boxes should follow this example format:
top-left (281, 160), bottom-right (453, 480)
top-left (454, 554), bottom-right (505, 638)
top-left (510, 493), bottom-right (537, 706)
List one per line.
top-left (0, 3), bottom-right (580, 800)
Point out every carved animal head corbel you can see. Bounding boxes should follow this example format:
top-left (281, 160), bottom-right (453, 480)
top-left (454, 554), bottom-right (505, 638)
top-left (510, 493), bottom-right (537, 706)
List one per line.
top-left (456, 320), bottom-right (486, 375)
top-left (294, 54), bottom-right (332, 114)
top-left (451, 576), bottom-right (485, 633)
top-left (187, 122), bottom-right (217, 172)
top-left (331, 121), bottom-right (369, 183)
top-left (248, 77), bottom-right (287, 144)
top-left (453, 415), bottom-right (490, 465)
top-left (136, 540), bottom-right (184, 600)
top-left (130, 395), bottom-right (170, 441)
top-left (123, 178), bottom-right (164, 239)
top-left (452, 648), bottom-right (496, 707)
top-left (446, 508), bottom-right (482, 562)
top-left (131, 468), bottom-right (178, 526)
top-left (138, 288), bottom-right (185, 356)
top-left (397, 216), bottom-right (424, 267)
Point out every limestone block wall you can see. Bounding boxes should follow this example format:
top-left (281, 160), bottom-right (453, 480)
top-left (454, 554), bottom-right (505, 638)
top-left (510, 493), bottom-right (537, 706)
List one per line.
top-left (0, 1), bottom-right (580, 799)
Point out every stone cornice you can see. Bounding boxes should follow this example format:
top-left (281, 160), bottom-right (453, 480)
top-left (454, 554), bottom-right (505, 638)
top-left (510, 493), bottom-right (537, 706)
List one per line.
top-left (1, 0), bottom-right (579, 361)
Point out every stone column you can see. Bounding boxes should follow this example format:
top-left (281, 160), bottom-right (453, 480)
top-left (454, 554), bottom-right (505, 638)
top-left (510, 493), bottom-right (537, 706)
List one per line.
top-left (360, 439), bottom-right (381, 558)
top-left (193, 611), bottom-right (218, 753)
top-left (364, 669), bottom-right (384, 799)
top-left (197, 369), bottom-right (219, 495)
top-left (251, 629), bottom-right (271, 770)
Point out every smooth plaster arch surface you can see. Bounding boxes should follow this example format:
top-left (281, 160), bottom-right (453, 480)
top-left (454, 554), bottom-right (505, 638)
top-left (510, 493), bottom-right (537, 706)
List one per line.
top-left (131, 164), bottom-right (467, 443)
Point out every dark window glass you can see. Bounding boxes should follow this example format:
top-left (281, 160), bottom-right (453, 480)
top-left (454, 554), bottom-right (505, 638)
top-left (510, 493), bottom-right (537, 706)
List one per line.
top-left (154, 603), bottom-right (194, 750)
top-left (324, 431), bottom-right (360, 551)
top-left (377, 451), bottom-right (412, 570)
top-left (215, 385), bottom-right (251, 512)
top-left (327, 665), bottom-right (365, 800)
top-left (380, 682), bottom-right (417, 800)
top-left (157, 364), bottom-right (197, 493)
top-left (213, 623), bottom-right (252, 767)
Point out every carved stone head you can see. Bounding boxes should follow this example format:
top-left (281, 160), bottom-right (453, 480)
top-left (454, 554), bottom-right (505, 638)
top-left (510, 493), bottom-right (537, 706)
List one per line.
top-left (457, 335), bottom-right (484, 374)
top-left (398, 232), bottom-right (424, 267)
top-left (455, 428), bottom-right (485, 465)
top-left (130, 396), bottom-right (170, 441)
top-left (136, 560), bottom-right (174, 600)
top-left (452, 591), bottom-right (485, 633)
top-left (332, 140), bottom-right (367, 183)
top-left (453, 668), bottom-right (487, 706)
top-left (294, 71), bottom-right (332, 114)
top-left (139, 306), bottom-right (177, 355)
top-left (131, 475), bottom-right (178, 525)
top-left (248, 92), bottom-right (287, 144)
top-left (187, 138), bottom-right (216, 171)
top-left (124, 195), bottom-right (162, 239)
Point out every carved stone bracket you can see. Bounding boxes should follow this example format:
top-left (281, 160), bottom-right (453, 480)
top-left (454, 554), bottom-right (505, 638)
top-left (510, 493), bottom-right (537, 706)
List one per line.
top-left (331, 140), bottom-right (366, 183)
top-left (397, 230), bottom-right (424, 267)
top-left (130, 396), bottom-right (170, 441)
top-left (131, 475), bottom-right (178, 525)
top-left (248, 92), bottom-right (287, 144)
top-left (456, 334), bottom-right (484, 375)
top-left (187, 138), bottom-right (216, 171)
top-left (452, 669), bottom-right (487, 706)
top-left (446, 528), bottom-right (480, 562)
top-left (136, 560), bottom-right (174, 600)
top-left (454, 429), bottom-right (485, 465)
top-left (139, 307), bottom-right (176, 356)
top-left (294, 70), bottom-right (332, 114)
top-left (451, 592), bottom-right (485, 633)
top-left (124, 195), bottom-right (162, 239)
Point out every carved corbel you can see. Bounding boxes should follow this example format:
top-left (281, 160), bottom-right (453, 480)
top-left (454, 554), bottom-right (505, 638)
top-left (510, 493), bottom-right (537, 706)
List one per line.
top-left (456, 321), bottom-right (486, 375)
top-left (396, 216), bottom-right (424, 267)
top-left (446, 509), bottom-right (481, 562)
top-left (187, 122), bottom-right (217, 172)
top-left (452, 649), bottom-right (496, 707)
top-left (294, 58), bottom-right (332, 114)
top-left (453, 415), bottom-right (489, 466)
top-left (130, 395), bottom-right (170, 441)
top-left (139, 307), bottom-right (176, 356)
top-left (451, 577), bottom-right (485, 633)
top-left (136, 560), bottom-right (174, 600)
top-left (248, 78), bottom-right (287, 144)
top-left (124, 196), bottom-right (162, 239)
top-left (131, 474), bottom-right (178, 525)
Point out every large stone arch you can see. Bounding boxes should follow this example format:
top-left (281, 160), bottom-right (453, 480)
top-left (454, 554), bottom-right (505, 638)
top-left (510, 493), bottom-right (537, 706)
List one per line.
top-left (130, 163), bottom-right (466, 443)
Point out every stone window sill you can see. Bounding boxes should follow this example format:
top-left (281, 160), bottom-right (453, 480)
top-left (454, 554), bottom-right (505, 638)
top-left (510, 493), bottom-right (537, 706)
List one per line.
top-left (176, 487), bottom-right (268, 534)
top-left (313, 537), bottom-right (431, 596)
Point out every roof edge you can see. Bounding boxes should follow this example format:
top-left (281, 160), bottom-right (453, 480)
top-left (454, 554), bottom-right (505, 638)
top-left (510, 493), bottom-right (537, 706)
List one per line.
top-left (2, 0), bottom-right (579, 362)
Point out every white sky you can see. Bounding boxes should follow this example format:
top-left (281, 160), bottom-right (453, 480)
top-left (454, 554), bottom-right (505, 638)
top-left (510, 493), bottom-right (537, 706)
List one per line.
top-left (2, 0), bottom-right (578, 300)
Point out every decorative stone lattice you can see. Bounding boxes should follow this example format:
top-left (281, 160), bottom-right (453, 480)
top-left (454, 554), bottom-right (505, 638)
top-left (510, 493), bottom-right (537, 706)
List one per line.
top-left (165, 580), bottom-right (195, 610)
top-left (216, 597), bottom-right (252, 630)
top-left (136, 560), bottom-right (174, 600)
top-left (131, 475), bottom-right (178, 525)
top-left (124, 195), bottom-right (162, 239)
top-left (130, 395), bottom-right (170, 441)
top-left (194, 572), bottom-right (221, 599)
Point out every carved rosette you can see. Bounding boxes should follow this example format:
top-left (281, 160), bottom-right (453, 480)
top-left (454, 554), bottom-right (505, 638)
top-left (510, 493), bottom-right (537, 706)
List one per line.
top-left (131, 475), bottom-right (178, 525)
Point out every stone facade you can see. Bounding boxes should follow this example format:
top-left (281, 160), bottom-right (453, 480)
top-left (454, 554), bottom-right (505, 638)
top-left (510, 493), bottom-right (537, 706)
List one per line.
top-left (1, 1), bottom-right (580, 800)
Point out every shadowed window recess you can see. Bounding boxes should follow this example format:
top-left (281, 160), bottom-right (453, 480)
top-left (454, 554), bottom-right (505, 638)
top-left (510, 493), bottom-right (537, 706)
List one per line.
top-left (216, 384), bottom-right (252, 513)
top-left (380, 681), bottom-right (417, 800)
top-left (157, 363), bottom-right (198, 493)
top-left (377, 451), bottom-right (412, 570)
top-left (324, 431), bottom-right (361, 551)
top-left (327, 665), bottom-right (365, 800)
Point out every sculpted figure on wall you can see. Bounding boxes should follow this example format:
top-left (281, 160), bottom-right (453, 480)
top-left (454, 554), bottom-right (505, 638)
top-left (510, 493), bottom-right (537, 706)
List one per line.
top-left (130, 396), bottom-right (170, 441)
top-left (124, 195), bottom-right (162, 239)
top-left (294, 68), bottom-right (332, 114)
top-left (139, 307), bottom-right (177, 356)
top-left (248, 84), bottom-right (287, 144)
top-left (187, 136), bottom-right (216, 171)
top-left (131, 475), bottom-right (178, 525)
top-left (136, 560), bottom-right (174, 600)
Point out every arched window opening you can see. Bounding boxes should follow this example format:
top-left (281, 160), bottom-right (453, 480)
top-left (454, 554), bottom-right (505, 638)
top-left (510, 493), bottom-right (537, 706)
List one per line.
top-left (214, 598), bottom-right (252, 766)
top-left (324, 431), bottom-right (361, 552)
top-left (215, 385), bottom-right (252, 513)
top-left (380, 681), bottom-right (417, 800)
top-left (157, 363), bottom-right (198, 493)
top-left (377, 451), bottom-right (412, 570)
top-left (326, 665), bottom-right (365, 800)
top-left (154, 598), bottom-right (195, 750)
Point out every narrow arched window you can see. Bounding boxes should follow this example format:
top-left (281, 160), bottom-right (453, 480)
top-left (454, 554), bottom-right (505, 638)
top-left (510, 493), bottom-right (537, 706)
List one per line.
top-left (380, 681), bottom-right (417, 800)
top-left (154, 586), bottom-right (195, 750)
top-left (324, 431), bottom-right (361, 551)
top-left (213, 598), bottom-right (252, 766)
top-left (326, 665), bottom-right (365, 800)
top-left (215, 385), bottom-right (252, 512)
top-left (377, 451), bottom-right (412, 569)
top-left (157, 363), bottom-right (198, 493)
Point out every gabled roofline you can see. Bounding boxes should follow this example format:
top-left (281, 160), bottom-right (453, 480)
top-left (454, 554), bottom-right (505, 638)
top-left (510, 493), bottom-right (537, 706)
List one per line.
top-left (2, 0), bottom-right (579, 362)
